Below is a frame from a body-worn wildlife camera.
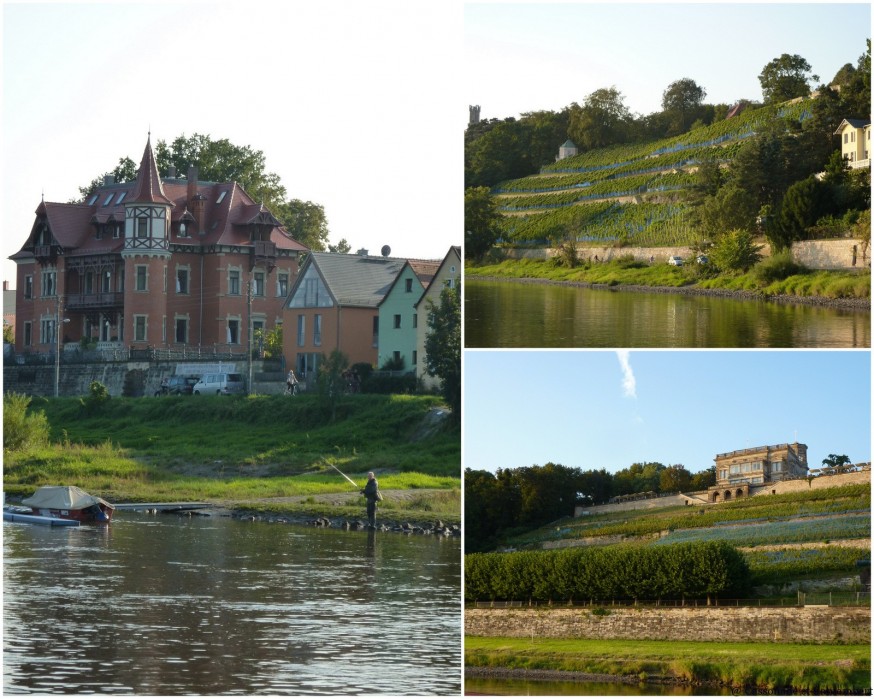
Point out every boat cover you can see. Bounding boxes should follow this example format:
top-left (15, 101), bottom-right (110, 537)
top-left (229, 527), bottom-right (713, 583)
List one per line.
top-left (22, 486), bottom-right (115, 511)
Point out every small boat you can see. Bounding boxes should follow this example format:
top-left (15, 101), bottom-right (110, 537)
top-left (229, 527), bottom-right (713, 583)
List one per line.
top-left (21, 486), bottom-right (115, 523)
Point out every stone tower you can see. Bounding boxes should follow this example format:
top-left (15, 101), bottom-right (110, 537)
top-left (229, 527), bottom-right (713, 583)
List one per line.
top-left (469, 105), bottom-right (481, 125)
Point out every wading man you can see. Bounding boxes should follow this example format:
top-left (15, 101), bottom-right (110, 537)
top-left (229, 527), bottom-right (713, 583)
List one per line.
top-left (361, 472), bottom-right (379, 527)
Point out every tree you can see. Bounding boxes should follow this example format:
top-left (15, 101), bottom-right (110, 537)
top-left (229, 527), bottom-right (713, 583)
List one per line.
top-left (77, 157), bottom-right (137, 200)
top-left (659, 465), bottom-right (692, 493)
top-left (327, 238), bottom-right (351, 254)
top-left (778, 176), bottom-right (827, 244)
top-left (465, 187), bottom-right (501, 261)
top-left (272, 199), bottom-right (330, 251)
top-left (424, 284), bottom-right (460, 421)
top-left (822, 454), bottom-right (851, 470)
top-left (709, 229), bottom-right (763, 272)
top-left (758, 53), bottom-right (819, 104)
top-left (661, 78), bottom-right (707, 135)
top-left (3, 322), bottom-right (13, 344)
top-left (568, 87), bottom-right (632, 150)
top-left (317, 349), bottom-right (349, 422)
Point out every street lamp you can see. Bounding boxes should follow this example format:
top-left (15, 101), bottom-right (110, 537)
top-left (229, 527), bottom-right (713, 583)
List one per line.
top-left (54, 309), bottom-right (70, 398)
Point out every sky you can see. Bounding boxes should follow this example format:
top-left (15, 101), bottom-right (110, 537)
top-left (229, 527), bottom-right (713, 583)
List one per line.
top-left (463, 350), bottom-right (872, 475)
top-left (465, 2), bottom-right (871, 123)
top-left (1, 1), bottom-right (463, 287)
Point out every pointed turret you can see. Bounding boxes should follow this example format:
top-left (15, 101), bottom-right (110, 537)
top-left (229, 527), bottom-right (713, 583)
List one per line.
top-left (129, 135), bottom-right (174, 206)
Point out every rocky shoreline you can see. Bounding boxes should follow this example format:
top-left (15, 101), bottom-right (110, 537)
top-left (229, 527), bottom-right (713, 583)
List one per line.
top-left (468, 274), bottom-right (871, 311)
top-left (224, 508), bottom-right (461, 537)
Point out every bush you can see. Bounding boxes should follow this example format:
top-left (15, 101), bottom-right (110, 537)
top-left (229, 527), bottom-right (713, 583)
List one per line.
top-left (3, 392), bottom-right (50, 452)
top-left (464, 541), bottom-right (751, 602)
top-left (710, 229), bottom-right (764, 272)
top-left (753, 252), bottom-right (809, 283)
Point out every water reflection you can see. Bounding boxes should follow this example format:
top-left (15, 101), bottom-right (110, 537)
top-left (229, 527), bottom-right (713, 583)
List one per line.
top-left (465, 279), bottom-right (871, 348)
top-left (4, 512), bottom-right (461, 695)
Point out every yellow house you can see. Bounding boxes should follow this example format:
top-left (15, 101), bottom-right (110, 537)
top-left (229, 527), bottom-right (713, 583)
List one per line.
top-left (414, 246), bottom-right (460, 389)
top-left (834, 118), bottom-right (871, 169)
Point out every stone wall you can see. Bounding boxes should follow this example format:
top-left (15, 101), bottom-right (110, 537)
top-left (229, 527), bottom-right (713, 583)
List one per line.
top-left (465, 606), bottom-right (870, 644)
top-left (792, 239), bottom-right (869, 270)
top-left (497, 238), bottom-right (867, 270)
top-left (574, 470), bottom-right (870, 518)
top-left (2, 362), bottom-right (286, 398)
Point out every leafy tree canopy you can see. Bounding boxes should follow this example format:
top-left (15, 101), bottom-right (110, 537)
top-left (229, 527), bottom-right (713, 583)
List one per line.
top-left (464, 187), bottom-right (501, 261)
top-left (758, 53), bottom-right (819, 104)
top-left (424, 284), bottom-right (460, 422)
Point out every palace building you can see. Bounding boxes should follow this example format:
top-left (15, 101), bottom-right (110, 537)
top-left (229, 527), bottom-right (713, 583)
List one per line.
top-left (709, 441), bottom-right (809, 502)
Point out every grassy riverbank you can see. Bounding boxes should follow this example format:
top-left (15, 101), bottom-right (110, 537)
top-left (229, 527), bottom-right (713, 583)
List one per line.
top-left (465, 636), bottom-right (870, 691)
top-left (3, 393), bottom-right (460, 524)
top-left (467, 257), bottom-right (871, 302)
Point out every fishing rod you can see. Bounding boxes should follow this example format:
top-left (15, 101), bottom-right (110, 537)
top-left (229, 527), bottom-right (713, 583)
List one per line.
top-left (322, 459), bottom-right (359, 489)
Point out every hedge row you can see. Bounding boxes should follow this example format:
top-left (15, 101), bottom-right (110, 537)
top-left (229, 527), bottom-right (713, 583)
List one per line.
top-left (465, 541), bottom-right (750, 602)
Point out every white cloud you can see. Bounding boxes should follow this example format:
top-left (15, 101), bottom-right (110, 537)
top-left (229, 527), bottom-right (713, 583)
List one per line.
top-left (616, 350), bottom-right (637, 399)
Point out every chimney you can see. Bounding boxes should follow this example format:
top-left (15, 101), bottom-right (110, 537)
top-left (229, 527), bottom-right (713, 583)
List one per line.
top-left (104, 174), bottom-right (115, 186)
top-left (187, 165), bottom-right (198, 204)
top-left (167, 166), bottom-right (177, 178)
top-left (3, 281), bottom-right (8, 291)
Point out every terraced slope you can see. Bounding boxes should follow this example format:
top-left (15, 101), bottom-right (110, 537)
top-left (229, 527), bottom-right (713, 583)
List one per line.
top-left (506, 484), bottom-right (869, 590)
top-left (493, 99), bottom-right (814, 246)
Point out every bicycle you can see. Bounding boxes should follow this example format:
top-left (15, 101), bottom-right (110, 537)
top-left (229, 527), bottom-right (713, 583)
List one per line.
top-left (284, 382), bottom-right (299, 396)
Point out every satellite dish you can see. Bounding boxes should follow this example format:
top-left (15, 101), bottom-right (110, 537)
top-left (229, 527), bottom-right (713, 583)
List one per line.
top-left (381, 245), bottom-right (391, 257)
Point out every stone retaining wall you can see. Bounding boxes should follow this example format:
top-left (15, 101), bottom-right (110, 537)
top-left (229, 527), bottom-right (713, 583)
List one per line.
top-left (497, 238), bottom-right (867, 270)
top-left (465, 606), bottom-right (870, 644)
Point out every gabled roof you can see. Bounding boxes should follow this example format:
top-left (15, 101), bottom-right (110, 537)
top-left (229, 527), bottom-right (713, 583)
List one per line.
top-left (834, 118), bottom-right (871, 134)
top-left (414, 246), bottom-right (460, 309)
top-left (378, 259), bottom-right (441, 306)
top-left (10, 136), bottom-right (308, 261)
top-left (295, 252), bottom-right (407, 308)
top-left (560, 139), bottom-right (577, 149)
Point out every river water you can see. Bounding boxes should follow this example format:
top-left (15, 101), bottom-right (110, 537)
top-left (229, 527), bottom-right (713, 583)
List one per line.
top-left (465, 279), bottom-right (871, 348)
top-left (3, 512), bottom-right (461, 695)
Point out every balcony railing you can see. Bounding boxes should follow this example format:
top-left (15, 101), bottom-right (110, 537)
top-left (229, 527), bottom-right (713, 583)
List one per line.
top-left (65, 292), bottom-right (124, 310)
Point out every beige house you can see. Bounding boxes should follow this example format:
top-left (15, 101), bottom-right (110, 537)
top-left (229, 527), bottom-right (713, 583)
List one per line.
top-left (834, 118), bottom-right (871, 169)
top-left (414, 246), bottom-right (460, 389)
top-left (709, 442), bottom-right (808, 502)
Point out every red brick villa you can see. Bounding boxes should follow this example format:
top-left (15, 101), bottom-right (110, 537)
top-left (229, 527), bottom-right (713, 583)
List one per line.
top-left (10, 136), bottom-right (307, 359)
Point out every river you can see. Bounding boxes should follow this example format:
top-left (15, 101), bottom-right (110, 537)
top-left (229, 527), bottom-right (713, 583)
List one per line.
top-left (465, 279), bottom-right (871, 348)
top-left (3, 512), bottom-right (461, 695)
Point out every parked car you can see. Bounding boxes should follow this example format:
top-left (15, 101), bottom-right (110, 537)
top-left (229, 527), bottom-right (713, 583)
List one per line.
top-left (696, 254), bottom-right (709, 265)
top-left (667, 256), bottom-right (684, 266)
top-left (155, 375), bottom-right (199, 396)
top-left (192, 373), bottom-right (245, 395)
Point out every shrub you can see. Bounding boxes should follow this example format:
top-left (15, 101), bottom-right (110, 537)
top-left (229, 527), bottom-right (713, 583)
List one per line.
top-left (3, 392), bottom-right (50, 452)
top-left (753, 251), bottom-right (809, 283)
top-left (710, 229), bottom-right (764, 272)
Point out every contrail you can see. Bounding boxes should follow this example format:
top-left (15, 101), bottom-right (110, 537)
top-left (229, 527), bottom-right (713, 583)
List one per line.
top-left (616, 350), bottom-right (636, 398)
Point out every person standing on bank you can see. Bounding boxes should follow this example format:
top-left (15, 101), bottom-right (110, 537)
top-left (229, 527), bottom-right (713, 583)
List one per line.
top-left (361, 472), bottom-right (380, 527)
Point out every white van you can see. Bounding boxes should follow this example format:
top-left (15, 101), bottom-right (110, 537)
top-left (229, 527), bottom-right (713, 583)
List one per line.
top-left (192, 372), bottom-right (245, 395)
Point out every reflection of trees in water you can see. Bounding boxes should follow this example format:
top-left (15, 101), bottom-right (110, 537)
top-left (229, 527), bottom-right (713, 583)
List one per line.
top-left (465, 280), bottom-right (870, 348)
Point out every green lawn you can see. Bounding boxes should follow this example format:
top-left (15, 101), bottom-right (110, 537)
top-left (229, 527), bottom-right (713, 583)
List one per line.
top-left (465, 636), bottom-right (870, 690)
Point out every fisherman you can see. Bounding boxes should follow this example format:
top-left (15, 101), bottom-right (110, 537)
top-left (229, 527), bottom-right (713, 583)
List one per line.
top-left (361, 471), bottom-right (379, 527)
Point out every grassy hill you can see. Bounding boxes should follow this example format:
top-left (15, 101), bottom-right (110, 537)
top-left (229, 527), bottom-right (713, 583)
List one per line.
top-left (503, 484), bottom-right (870, 593)
top-left (492, 99), bottom-right (814, 246)
top-left (3, 393), bottom-right (460, 522)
